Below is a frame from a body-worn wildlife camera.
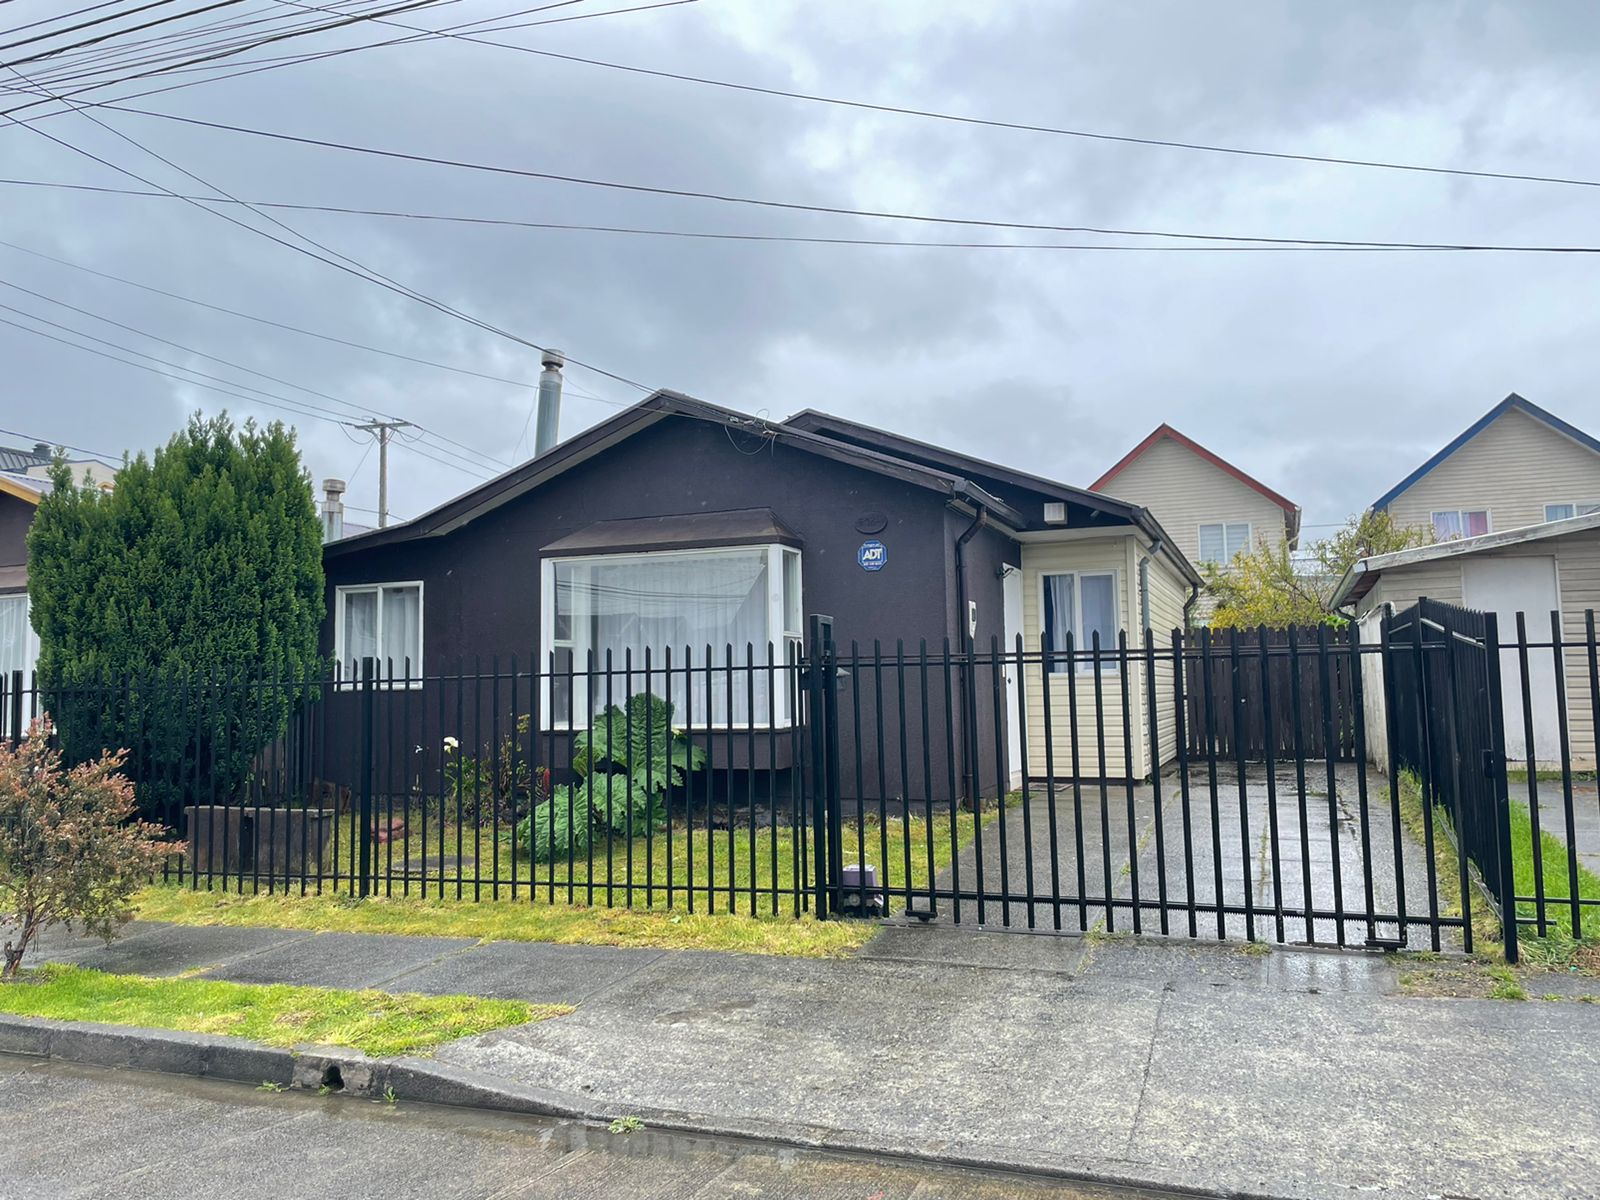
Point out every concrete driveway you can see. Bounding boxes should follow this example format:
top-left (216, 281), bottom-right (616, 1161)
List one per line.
top-left (938, 762), bottom-right (1460, 950)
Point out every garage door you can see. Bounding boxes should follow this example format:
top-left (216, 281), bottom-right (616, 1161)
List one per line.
top-left (1462, 556), bottom-right (1562, 763)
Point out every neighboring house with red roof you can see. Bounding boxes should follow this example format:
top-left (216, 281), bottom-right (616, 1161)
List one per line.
top-left (1090, 424), bottom-right (1301, 621)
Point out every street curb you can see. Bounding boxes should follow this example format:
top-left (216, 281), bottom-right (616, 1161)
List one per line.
top-left (0, 1013), bottom-right (1271, 1199)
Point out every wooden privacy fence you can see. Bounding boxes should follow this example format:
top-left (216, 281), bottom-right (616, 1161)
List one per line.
top-left (1183, 626), bottom-right (1359, 762)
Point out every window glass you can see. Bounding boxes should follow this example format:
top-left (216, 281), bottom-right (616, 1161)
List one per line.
top-left (1080, 574), bottom-right (1118, 655)
top-left (1042, 573), bottom-right (1075, 670)
top-left (1042, 573), bottom-right (1117, 673)
top-left (550, 548), bottom-right (791, 726)
top-left (341, 590), bottom-right (378, 678)
top-left (0, 595), bottom-right (37, 732)
top-left (1580, 503), bottom-right (1600, 517)
top-left (338, 585), bottom-right (420, 685)
top-left (782, 549), bottom-right (802, 636)
top-left (1547, 503), bottom-right (1575, 522)
top-left (380, 586), bottom-right (421, 677)
top-left (1431, 511), bottom-right (1463, 540)
top-left (1224, 523), bottom-right (1251, 558)
top-left (1198, 524), bottom-right (1226, 564)
top-left (1463, 510), bottom-right (1489, 538)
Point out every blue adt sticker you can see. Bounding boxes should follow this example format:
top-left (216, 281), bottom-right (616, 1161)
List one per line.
top-left (858, 540), bottom-right (888, 571)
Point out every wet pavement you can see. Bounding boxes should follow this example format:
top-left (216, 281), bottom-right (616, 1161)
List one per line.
top-left (21, 918), bottom-right (1600, 1198)
top-left (0, 1058), bottom-right (1170, 1199)
top-left (941, 762), bottom-right (1461, 950)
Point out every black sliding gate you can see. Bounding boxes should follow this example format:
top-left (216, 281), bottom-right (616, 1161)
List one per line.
top-left (804, 612), bottom-right (1508, 953)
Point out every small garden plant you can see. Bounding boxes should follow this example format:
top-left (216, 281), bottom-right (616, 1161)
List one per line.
top-left (0, 717), bottom-right (178, 979)
top-left (517, 693), bottom-right (704, 863)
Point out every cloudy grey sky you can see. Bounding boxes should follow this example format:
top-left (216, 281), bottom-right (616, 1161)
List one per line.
top-left (1, 0), bottom-right (1597, 536)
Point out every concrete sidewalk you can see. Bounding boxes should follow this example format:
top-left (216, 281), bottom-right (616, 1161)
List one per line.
top-left (27, 920), bottom-right (1600, 1200)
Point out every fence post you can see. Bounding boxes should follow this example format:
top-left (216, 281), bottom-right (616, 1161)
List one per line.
top-left (1482, 613), bottom-right (1518, 964)
top-left (358, 657), bottom-right (376, 900)
top-left (7, 670), bottom-right (21, 746)
top-left (806, 616), bottom-right (838, 919)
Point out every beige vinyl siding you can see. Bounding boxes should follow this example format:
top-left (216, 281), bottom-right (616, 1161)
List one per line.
top-left (1384, 407), bottom-right (1600, 538)
top-left (1142, 551), bottom-right (1189, 767)
top-left (1095, 435), bottom-right (1291, 621)
top-left (1354, 529), bottom-right (1600, 768)
top-left (1019, 536), bottom-right (1190, 779)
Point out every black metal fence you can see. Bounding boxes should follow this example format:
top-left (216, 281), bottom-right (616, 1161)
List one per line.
top-left (5, 604), bottom-right (1598, 962)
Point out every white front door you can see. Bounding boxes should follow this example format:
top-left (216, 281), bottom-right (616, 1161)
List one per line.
top-left (1462, 556), bottom-right (1562, 763)
top-left (1002, 566), bottom-right (1023, 787)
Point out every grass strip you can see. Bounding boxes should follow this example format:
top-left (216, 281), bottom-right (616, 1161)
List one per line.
top-left (0, 964), bottom-right (558, 1057)
top-left (135, 886), bottom-right (875, 957)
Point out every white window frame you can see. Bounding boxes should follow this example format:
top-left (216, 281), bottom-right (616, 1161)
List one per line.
top-left (0, 595), bottom-right (39, 691)
top-left (539, 543), bottom-right (803, 731)
top-left (334, 581), bottom-right (424, 689)
top-left (1196, 521), bottom-right (1251, 566)
top-left (1545, 502), bottom-right (1600, 523)
top-left (1039, 569), bottom-right (1121, 676)
top-left (1429, 509), bottom-right (1491, 540)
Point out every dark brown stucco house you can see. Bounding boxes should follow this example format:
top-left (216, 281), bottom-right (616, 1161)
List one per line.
top-left (320, 391), bottom-right (1200, 797)
top-left (0, 472), bottom-right (46, 708)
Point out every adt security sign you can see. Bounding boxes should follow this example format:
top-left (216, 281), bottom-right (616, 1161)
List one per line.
top-left (858, 540), bottom-right (888, 571)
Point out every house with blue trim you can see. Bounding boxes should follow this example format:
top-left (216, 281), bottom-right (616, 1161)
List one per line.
top-left (1370, 393), bottom-right (1600, 541)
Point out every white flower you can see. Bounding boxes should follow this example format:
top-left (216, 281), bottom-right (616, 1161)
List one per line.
top-left (443, 736), bottom-right (459, 752)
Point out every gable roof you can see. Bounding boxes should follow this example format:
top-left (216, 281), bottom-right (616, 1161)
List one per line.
top-left (327, 390), bottom-right (1028, 558)
top-left (784, 408), bottom-right (1202, 587)
top-left (1370, 393), bottom-right (1600, 513)
top-left (1331, 508), bottom-right (1600, 609)
top-left (1091, 423), bottom-right (1301, 528)
top-left (0, 444), bottom-right (51, 474)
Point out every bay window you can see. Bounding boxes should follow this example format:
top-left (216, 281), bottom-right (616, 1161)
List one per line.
top-left (335, 582), bottom-right (422, 686)
top-left (1042, 571), bottom-right (1119, 673)
top-left (543, 545), bottom-right (802, 728)
top-left (1430, 509), bottom-right (1489, 540)
top-left (0, 594), bottom-right (37, 728)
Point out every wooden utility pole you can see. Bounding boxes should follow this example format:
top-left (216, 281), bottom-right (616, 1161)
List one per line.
top-left (354, 419), bottom-right (413, 528)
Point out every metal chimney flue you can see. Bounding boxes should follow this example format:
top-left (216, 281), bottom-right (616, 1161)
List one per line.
top-left (534, 348), bottom-right (564, 457)
top-left (321, 477), bottom-right (346, 543)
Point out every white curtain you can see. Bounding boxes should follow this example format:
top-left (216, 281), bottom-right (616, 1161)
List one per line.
top-left (565, 551), bottom-right (771, 725)
top-left (381, 586), bottom-right (421, 679)
top-left (342, 590), bottom-right (377, 679)
top-left (1043, 574), bottom-right (1075, 669)
top-left (0, 595), bottom-right (37, 731)
top-left (1080, 575), bottom-right (1117, 654)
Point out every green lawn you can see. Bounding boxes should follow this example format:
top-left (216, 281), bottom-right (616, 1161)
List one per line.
top-left (1508, 798), bottom-right (1600, 942)
top-left (0, 964), bottom-right (558, 1057)
top-left (144, 797), bottom-right (1012, 956)
top-left (1395, 770), bottom-right (1600, 961)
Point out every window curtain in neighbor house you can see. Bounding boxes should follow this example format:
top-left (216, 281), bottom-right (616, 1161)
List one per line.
top-left (342, 590), bottom-right (378, 679)
top-left (0, 595), bottom-right (37, 732)
top-left (1042, 574), bottom-right (1075, 670)
top-left (566, 550), bottom-right (771, 725)
top-left (381, 585), bottom-right (421, 680)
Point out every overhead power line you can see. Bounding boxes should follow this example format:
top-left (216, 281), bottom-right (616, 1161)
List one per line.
top-left (4, 73), bottom-right (647, 395)
top-left (393, 36), bottom-right (1600, 193)
top-left (0, 0), bottom-right (452, 116)
top-left (2, 1), bottom-right (252, 68)
top-left (0, 423), bottom-right (117, 462)
top-left (99, 103), bottom-right (1600, 250)
top-left (0, 0), bottom-right (696, 123)
top-left (4, 175), bottom-right (1599, 253)
top-left (0, 235), bottom-right (624, 402)
top-left (0, 273), bottom-right (509, 472)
